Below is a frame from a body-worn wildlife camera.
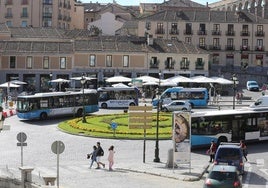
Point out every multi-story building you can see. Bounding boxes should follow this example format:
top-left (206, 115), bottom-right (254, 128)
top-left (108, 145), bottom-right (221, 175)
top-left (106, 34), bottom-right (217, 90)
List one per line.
top-left (0, 23), bottom-right (209, 93)
top-left (0, 0), bottom-right (84, 29)
top-left (131, 9), bottom-right (268, 85)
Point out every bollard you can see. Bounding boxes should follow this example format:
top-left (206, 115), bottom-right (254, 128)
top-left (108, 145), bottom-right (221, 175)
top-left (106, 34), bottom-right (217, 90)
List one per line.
top-left (165, 148), bottom-right (178, 168)
top-left (19, 166), bottom-right (34, 188)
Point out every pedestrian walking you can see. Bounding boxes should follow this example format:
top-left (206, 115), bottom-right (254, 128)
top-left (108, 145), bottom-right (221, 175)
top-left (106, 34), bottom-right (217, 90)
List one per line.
top-left (108, 145), bottom-right (115, 171)
top-left (240, 140), bottom-right (248, 161)
top-left (87, 145), bottom-right (97, 169)
top-left (208, 140), bottom-right (217, 163)
top-left (96, 142), bottom-right (105, 169)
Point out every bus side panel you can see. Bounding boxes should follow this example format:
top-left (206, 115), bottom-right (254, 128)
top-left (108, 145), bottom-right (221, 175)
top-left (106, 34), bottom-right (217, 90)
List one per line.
top-left (85, 105), bottom-right (99, 113)
top-left (191, 135), bottom-right (216, 147)
top-left (17, 109), bottom-right (51, 120)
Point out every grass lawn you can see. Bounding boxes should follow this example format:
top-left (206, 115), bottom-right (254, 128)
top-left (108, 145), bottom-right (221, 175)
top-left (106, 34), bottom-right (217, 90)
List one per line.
top-left (58, 112), bottom-right (173, 140)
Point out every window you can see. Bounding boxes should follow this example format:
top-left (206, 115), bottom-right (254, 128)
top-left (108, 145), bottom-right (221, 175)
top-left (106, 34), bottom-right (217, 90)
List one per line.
top-left (123, 55), bottom-right (129, 67)
top-left (199, 37), bottom-right (205, 48)
top-left (21, 7), bottom-right (28, 17)
top-left (10, 56), bottom-right (16, 68)
top-left (198, 23), bottom-right (206, 35)
top-left (170, 23), bottom-right (178, 34)
top-left (60, 57), bottom-right (66, 69)
top-left (21, 21), bottom-right (27, 27)
top-left (257, 39), bottom-right (263, 47)
top-left (26, 56), bottom-right (32, 69)
top-left (156, 23), bottom-right (164, 34)
top-left (89, 55), bottom-right (96, 67)
top-left (213, 38), bottom-right (220, 46)
top-left (185, 23), bottom-right (192, 35)
top-left (146, 22), bottom-right (151, 30)
top-left (6, 8), bottom-right (12, 18)
top-left (106, 55), bottom-right (112, 67)
top-left (242, 39), bottom-right (248, 49)
top-left (185, 37), bottom-right (191, 44)
top-left (43, 56), bottom-right (49, 69)
top-left (6, 21), bottom-right (12, 27)
top-left (212, 24), bottom-right (220, 35)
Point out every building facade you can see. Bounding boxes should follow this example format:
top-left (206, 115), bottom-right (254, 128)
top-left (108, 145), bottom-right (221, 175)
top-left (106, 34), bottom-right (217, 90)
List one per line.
top-left (0, 24), bottom-right (209, 93)
top-left (0, 0), bottom-right (84, 29)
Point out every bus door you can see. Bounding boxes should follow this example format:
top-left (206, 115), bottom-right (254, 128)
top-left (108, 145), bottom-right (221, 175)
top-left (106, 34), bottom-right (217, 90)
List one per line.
top-left (231, 119), bottom-right (245, 142)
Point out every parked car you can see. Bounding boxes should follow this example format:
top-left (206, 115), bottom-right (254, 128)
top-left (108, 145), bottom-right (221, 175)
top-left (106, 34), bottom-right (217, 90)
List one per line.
top-left (246, 80), bottom-right (259, 91)
top-left (214, 143), bottom-right (244, 175)
top-left (161, 100), bottom-right (191, 112)
top-left (203, 165), bottom-right (242, 188)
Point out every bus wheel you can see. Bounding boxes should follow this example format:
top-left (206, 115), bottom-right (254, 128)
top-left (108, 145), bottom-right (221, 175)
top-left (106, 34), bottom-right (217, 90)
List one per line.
top-left (129, 103), bottom-right (135, 106)
top-left (217, 136), bottom-right (227, 145)
top-left (40, 112), bottom-right (48, 120)
top-left (101, 103), bottom-right (107, 109)
top-left (76, 109), bottom-right (83, 117)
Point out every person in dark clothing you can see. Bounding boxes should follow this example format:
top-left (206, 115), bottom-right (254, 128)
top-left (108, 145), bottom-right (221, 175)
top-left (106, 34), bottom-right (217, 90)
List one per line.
top-left (96, 142), bottom-right (105, 169)
top-left (208, 140), bottom-right (217, 163)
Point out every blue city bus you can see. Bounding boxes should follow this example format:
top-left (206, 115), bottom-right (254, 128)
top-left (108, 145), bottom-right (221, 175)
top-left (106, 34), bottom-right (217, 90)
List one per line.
top-left (191, 108), bottom-right (268, 147)
top-left (152, 87), bottom-right (209, 108)
top-left (97, 86), bottom-right (139, 108)
top-left (16, 89), bottom-right (99, 120)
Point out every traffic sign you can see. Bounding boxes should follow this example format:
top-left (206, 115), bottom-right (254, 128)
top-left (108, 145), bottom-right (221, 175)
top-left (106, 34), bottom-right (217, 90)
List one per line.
top-left (51, 141), bottom-right (65, 154)
top-left (17, 132), bottom-right (27, 142)
top-left (17, 143), bottom-right (27, 146)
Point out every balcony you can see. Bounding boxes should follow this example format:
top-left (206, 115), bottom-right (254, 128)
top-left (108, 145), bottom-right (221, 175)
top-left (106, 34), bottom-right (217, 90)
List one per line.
top-left (240, 45), bottom-right (250, 51)
top-left (197, 30), bottom-right (207, 35)
top-left (198, 44), bottom-right (207, 50)
top-left (58, 14), bottom-right (62, 20)
top-left (184, 30), bottom-right (193, 35)
top-left (5, 13), bottom-right (13, 18)
top-left (225, 45), bottom-right (235, 51)
top-left (255, 31), bottom-right (265, 37)
top-left (225, 30), bottom-right (235, 36)
top-left (150, 60), bottom-right (159, 69)
top-left (43, 12), bottom-right (52, 18)
top-left (211, 30), bottom-right (221, 36)
top-left (255, 46), bottom-right (265, 51)
top-left (240, 31), bottom-right (250, 36)
top-left (21, 13), bottom-right (28, 18)
top-left (209, 45), bottom-right (221, 50)
top-left (155, 29), bottom-right (165, 35)
top-left (43, 0), bottom-right (52, 5)
top-left (169, 29), bottom-right (179, 35)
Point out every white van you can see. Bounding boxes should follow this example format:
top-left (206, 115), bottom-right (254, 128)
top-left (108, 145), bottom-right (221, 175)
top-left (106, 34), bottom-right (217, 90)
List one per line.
top-left (250, 95), bottom-right (268, 108)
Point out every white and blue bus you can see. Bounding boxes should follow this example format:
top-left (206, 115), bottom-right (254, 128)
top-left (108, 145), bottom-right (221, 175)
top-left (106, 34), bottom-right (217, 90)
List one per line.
top-left (153, 87), bottom-right (209, 108)
top-left (191, 108), bottom-right (268, 147)
top-left (16, 89), bottom-right (99, 120)
top-left (97, 87), bottom-right (139, 108)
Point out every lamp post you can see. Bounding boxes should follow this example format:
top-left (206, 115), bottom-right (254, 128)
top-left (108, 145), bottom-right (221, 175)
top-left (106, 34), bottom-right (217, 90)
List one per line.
top-left (49, 72), bottom-right (53, 91)
top-left (80, 74), bottom-right (87, 123)
top-left (154, 71), bottom-right (161, 163)
top-left (232, 74), bottom-right (239, 109)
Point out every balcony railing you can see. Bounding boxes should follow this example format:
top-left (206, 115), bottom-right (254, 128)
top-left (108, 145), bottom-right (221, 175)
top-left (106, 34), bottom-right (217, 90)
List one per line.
top-left (21, 13), bottom-right (28, 18)
top-left (226, 30), bottom-right (235, 36)
top-left (255, 31), bottom-right (265, 37)
top-left (198, 44), bottom-right (207, 50)
top-left (255, 46), bottom-right (265, 51)
top-left (240, 45), bottom-right (250, 51)
top-left (211, 30), bottom-right (221, 35)
top-left (155, 29), bottom-right (165, 35)
top-left (225, 45), bottom-right (235, 51)
top-left (197, 30), bottom-right (207, 35)
top-left (5, 13), bottom-right (13, 18)
top-left (240, 31), bottom-right (250, 36)
top-left (209, 45), bottom-right (221, 50)
top-left (169, 29), bottom-right (179, 35)
top-left (43, 12), bottom-right (52, 18)
top-left (184, 30), bottom-right (193, 35)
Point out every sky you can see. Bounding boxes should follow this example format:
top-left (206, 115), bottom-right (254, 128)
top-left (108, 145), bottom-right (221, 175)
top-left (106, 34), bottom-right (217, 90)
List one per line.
top-left (81, 0), bottom-right (219, 6)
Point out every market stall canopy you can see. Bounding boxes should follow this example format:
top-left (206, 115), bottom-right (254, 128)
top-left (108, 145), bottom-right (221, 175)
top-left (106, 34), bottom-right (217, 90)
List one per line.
top-left (135, 75), bottom-right (159, 83)
top-left (210, 76), bottom-right (233, 85)
top-left (70, 76), bottom-right (96, 81)
top-left (0, 82), bottom-right (21, 88)
top-left (164, 75), bottom-right (192, 84)
top-left (142, 81), bottom-right (159, 86)
top-left (10, 80), bottom-right (27, 85)
top-left (190, 76), bottom-right (215, 83)
top-left (50, 78), bottom-right (70, 83)
top-left (106, 76), bottom-right (131, 83)
top-left (112, 83), bottom-right (129, 88)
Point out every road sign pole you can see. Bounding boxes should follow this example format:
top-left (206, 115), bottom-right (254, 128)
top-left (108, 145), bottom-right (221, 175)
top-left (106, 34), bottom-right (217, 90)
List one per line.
top-left (57, 142), bottom-right (59, 188)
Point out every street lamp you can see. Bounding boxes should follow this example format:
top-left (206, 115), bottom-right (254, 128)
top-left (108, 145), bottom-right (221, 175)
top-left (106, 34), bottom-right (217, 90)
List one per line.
top-left (49, 72), bottom-right (53, 91)
top-left (232, 74), bottom-right (239, 109)
top-left (80, 74), bottom-right (87, 123)
top-left (154, 71), bottom-right (161, 163)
